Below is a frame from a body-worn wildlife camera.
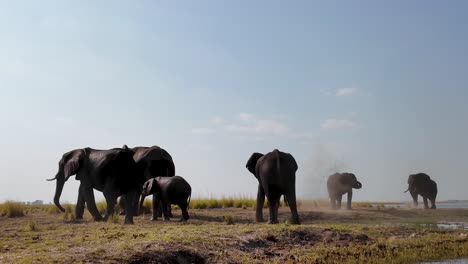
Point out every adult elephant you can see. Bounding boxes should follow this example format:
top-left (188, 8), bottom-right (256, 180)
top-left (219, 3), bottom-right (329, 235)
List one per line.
top-left (246, 149), bottom-right (300, 224)
top-left (405, 173), bottom-right (437, 209)
top-left (327, 173), bottom-right (362, 210)
top-left (119, 145), bottom-right (176, 220)
top-left (47, 148), bottom-right (144, 224)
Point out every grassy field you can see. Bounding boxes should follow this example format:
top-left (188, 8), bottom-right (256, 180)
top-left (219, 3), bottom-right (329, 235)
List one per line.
top-left (1, 200), bottom-right (468, 263)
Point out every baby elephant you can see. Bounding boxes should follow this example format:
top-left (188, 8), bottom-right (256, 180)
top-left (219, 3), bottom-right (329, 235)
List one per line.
top-left (140, 176), bottom-right (191, 221)
top-left (327, 173), bottom-right (362, 210)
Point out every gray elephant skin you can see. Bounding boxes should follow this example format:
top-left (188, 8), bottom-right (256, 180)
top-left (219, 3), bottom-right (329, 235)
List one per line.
top-left (405, 173), bottom-right (437, 209)
top-left (327, 173), bottom-right (362, 210)
top-left (48, 147), bottom-right (144, 224)
top-left (246, 149), bottom-right (300, 224)
top-left (119, 145), bottom-right (176, 220)
top-left (140, 176), bottom-right (191, 221)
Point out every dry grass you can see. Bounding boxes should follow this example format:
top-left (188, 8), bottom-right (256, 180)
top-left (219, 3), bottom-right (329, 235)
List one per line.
top-left (2, 201), bottom-right (468, 263)
top-left (0, 201), bottom-right (25, 217)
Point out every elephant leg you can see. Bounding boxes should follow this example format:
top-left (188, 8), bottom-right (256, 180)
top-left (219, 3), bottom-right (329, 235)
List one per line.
top-left (124, 189), bottom-right (139, 224)
top-left (336, 195), bottom-right (342, 209)
top-left (330, 197), bottom-right (336, 209)
top-left (347, 190), bottom-right (353, 210)
top-left (152, 195), bottom-right (161, 220)
top-left (285, 190), bottom-right (300, 225)
top-left (267, 197), bottom-right (280, 224)
top-left (423, 197), bottom-right (429, 209)
top-left (156, 200), bottom-right (164, 218)
top-left (118, 195), bottom-right (126, 215)
top-left (256, 183), bottom-right (265, 222)
top-left (411, 192), bottom-right (418, 207)
top-left (82, 184), bottom-right (103, 221)
top-left (161, 201), bottom-right (170, 221)
top-left (179, 202), bottom-right (189, 221)
top-left (103, 194), bottom-right (117, 221)
top-left (430, 199), bottom-right (436, 209)
top-left (151, 195), bottom-right (160, 221)
top-left (75, 184), bottom-right (86, 219)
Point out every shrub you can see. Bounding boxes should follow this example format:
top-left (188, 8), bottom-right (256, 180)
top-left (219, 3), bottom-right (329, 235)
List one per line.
top-left (107, 212), bottom-right (120, 224)
top-left (140, 199), bottom-right (152, 214)
top-left (63, 206), bottom-right (76, 222)
top-left (47, 204), bottom-right (62, 214)
top-left (0, 201), bottom-right (25, 218)
top-left (96, 201), bottom-right (107, 215)
top-left (223, 215), bottom-right (234, 225)
top-left (27, 221), bottom-right (37, 231)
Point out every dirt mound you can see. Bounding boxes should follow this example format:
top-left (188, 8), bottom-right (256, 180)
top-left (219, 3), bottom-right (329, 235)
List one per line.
top-left (128, 249), bottom-right (205, 264)
top-left (279, 228), bottom-right (372, 246)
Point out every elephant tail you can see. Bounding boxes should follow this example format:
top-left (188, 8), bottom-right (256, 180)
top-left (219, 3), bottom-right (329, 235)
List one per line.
top-left (187, 192), bottom-right (192, 209)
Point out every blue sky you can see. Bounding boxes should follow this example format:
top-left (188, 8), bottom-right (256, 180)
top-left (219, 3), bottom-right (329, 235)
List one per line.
top-left (1, 1), bottom-right (467, 203)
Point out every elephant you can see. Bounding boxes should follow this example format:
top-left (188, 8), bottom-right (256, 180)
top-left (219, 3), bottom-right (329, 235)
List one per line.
top-left (139, 176), bottom-right (191, 221)
top-left (118, 145), bottom-right (176, 220)
top-left (47, 147), bottom-right (144, 224)
top-left (246, 149), bottom-right (300, 224)
top-left (404, 173), bottom-right (437, 209)
top-left (327, 173), bottom-right (362, 210)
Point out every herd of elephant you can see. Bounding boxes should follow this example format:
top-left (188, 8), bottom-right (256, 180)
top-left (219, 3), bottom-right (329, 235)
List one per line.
top-left (48, 146), bottom-right (438, 225)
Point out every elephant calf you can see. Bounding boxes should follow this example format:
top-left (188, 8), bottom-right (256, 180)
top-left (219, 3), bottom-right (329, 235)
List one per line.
top-left (405, 173), bottom-right (437, 209)
top-left (327, 172), bottom-right (362, 210)
top-left (140, 176), bottom-right (191, 221)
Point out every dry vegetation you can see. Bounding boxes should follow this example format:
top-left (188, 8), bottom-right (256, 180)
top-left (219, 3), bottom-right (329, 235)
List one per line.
top-left (1, 200), bottom-right (468, 263)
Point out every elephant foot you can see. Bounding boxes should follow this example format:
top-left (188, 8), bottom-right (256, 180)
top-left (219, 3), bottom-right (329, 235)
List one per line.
top-left (93, 216), bottom-right (104, 222)
top-left (163, 217), bottom-right (170, 222)
top-left (119, 210), bottom-right (126, 216)
top-left (346, 207), bottom-right (352, 210)
top-left (267, 219), bottom-right (279, 224)
top-left (124, 218), bottom-right (134, 224)
top-left (76, 216), bottom-right (84, 220)
top-left (256, 218), bottom-right (265, 223)
top-left (150, 217), bottom-right (158, 221)
top-left (290, 219), bottom-right (301, 225)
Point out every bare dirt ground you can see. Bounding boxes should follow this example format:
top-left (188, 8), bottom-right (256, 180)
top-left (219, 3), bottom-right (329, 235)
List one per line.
top-left (1, 204), bottom-right (468, 263)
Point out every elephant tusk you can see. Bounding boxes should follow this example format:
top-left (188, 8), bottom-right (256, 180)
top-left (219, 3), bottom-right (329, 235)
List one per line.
top-left (403, 189), bottom-right (409, 193)
top-left (46, 177), bottom-right (57, 181)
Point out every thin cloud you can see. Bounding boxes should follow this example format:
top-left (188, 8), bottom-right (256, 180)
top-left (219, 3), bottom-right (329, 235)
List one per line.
top-left (321, 119), bottom-right (355, 129)
top-left (336, 88), bottom-right (357, 96)
top-left (55, 117), bottom-right (77, 127)
top-left (211, 117), bottom-right (225, 124)
top-left (226, 116), bottom-right (289, 136)
top-left (191, 128), bottom-right (215, 135)
top-left (239, 113), bottom-right (254, 122)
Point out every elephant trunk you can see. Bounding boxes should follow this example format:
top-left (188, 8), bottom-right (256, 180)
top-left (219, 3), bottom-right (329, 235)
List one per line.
top-left (52, 172), bottom-right (66, 212)
top-left (139, 193), bottom-right (146, 214)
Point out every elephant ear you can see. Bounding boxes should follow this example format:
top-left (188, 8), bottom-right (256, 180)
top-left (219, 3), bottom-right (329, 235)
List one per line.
top-left (62, 149), bottom-right (85, 181)
top-left (287, 153), bottom-right (298, 171)
top-left (143, 179), bottom-right (155, 196)
top-left (246, 152), bottom-right (264, 175)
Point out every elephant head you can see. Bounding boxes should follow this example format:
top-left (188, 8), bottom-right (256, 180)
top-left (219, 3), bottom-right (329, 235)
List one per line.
top-left (246, 152), bottom-right (264, 177)
top-left (139, 178), bottom-right (161, 210)
top-left (341, 173), bottom-right (362, 189)
top-left (47, 149), bottom-right (85, 212)
top-left (405, 173), bottom-right (431, 193)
